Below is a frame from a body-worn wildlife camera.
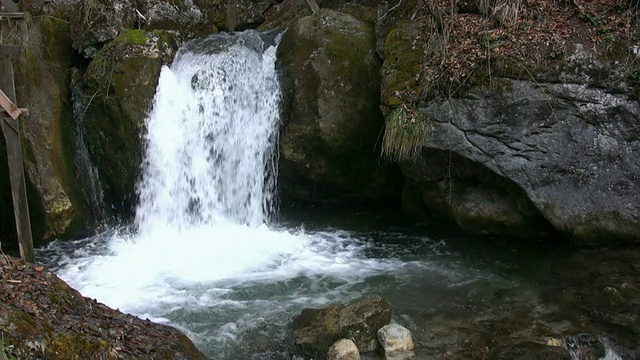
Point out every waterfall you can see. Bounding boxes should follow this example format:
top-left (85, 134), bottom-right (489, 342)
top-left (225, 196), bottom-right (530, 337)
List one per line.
top-left (135, 30), bottom-right (282, 231)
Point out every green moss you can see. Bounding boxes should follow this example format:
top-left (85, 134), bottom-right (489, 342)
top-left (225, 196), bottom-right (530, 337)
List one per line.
top-left (382, 22), bottom-right (424, 106)
top-left (45, 335), bottom-right (112, 359)
top-left (116, 29), bottom-right (148, 46)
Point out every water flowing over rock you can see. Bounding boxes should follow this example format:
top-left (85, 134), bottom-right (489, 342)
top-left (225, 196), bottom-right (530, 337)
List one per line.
top-left (277, 9), bottom-right (402, 205)
top-left (292, 296), bottom-right (392, 358)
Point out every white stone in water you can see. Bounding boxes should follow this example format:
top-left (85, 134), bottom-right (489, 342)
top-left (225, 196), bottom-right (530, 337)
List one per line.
top-left (327, 339), bottom-right (361, 360)
top-left (377, 324), bottom-right (414, 355)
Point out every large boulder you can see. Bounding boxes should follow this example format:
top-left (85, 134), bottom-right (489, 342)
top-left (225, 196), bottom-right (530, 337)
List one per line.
top-left (277, 9), bottom-right (401, 204)
top-left (416, 71), bottom-right (640, 244)
top-left (81, 29), bottom-right (180, 217)
top-left (292, 296), bottom-right (392, 358)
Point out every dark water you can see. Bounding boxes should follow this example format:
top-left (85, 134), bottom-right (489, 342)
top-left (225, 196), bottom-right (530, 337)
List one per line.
top-left (36, 206), bottom-right (640, 359)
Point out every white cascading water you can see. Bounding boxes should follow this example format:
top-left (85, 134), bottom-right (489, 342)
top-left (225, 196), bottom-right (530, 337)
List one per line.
top-left (135, 31), bottom-right (280, 230)
top-left (44, 31), bottom-right (408, 356)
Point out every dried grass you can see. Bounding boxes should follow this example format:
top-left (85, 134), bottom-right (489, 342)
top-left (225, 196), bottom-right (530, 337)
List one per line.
top-left (382, 105), bottom-right (431, 162)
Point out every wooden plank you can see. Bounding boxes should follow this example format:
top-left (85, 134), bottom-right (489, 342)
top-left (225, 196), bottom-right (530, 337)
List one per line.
top-left (0, 0), bottom-right (19, 13)
top-left (0, 89), bottom-right (22, 120)
top-left (0, 12), bottom-right (24, 19)
top-left (0, 45), bottom-right (20, 59)
top-left (0, 50), bottom-right (34, 264)
top-left (1, 116), bottom-right (34, 263)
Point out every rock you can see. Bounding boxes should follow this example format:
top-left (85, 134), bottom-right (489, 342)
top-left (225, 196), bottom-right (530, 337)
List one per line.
top-left (416, 74), bottom-right (640, 245)
top-left (327, 339), bottom-right (361, 360)
top-left (137, 0), bottom-right (207, 33)
top-left (377, 324), bottom-right (414, 355)
top-left (400, 149), bottom-right (555, 237)
top-left (0, 256), bottom-right (207, 359)
top-left (1, 13), bottom-right (90, 242)
top-left (292, 296), bottom-right (393, 358)
top-left (277, 9), bottom-right (402, 205)
top-left (82, 29), bottom-right (180, 217)
top-left (488, 341), bottom-right (572, 360)
top-left (70, 0), bottom-right (137, 57)
top-left (562, 334), bottom-right (606, 360)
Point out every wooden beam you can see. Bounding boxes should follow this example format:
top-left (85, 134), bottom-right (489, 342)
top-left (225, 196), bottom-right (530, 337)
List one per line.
top-left (0, 48), bottom-right (34, 264)
top-left (0, 89), bottom-right (23, 120)
top-left (0, 12), bottom-right (24, 19)
top-left (0, 0), bottom-right (19, 13)
top-left (0, 45), bottom-right (20, 59)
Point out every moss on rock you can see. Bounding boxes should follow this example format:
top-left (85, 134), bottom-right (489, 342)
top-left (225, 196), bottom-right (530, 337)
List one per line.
top-left (82, 29), bottom-right (179, 216)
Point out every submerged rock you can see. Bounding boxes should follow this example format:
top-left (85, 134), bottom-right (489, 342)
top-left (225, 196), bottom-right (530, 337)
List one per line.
top-left (488, 341), bottom-right (571, 360)
top-left (0, 256), bottom-right (207, 359)
top-left (327, 339), bottom-right (361, 360)
top-left (377, 324), bottom-right (414, 356)
top-left (292, 296), bottom-right (392, 358)
top-left (277, 9), bottom-right (402, 205)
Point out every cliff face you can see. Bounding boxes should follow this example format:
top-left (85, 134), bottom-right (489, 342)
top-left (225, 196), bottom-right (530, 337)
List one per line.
top-left (377, 0), bottom-right (640, 244)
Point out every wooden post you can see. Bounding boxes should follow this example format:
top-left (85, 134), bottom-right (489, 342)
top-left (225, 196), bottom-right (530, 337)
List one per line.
top-left (1, 19), bottom-right (34, 263)
top-left (226, 0), bottom-right (237, 32)
top-left (304, 0), bottom-right (320, 14)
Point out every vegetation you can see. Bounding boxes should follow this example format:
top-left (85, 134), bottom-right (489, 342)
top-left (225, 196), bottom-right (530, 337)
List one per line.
top-left (381, 105), bottom-right (431, 162)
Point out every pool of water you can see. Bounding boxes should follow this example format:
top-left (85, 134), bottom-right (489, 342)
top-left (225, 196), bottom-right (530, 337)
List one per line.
top-left (38, 206), bottom-right (639, 359)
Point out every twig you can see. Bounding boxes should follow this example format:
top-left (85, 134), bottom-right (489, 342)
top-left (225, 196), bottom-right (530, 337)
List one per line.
top-left (381, 0), bottom-right (403, 20)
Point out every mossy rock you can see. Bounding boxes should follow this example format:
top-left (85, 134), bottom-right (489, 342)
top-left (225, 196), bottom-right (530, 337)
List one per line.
top-left (381, 20), bottom-right (425, 107)
top-left (2, 14), bottom-right (91, 241)
top-left (277, 9), bottom-right (402, 204)
top-left (82, 29), bottom-right (180, 216)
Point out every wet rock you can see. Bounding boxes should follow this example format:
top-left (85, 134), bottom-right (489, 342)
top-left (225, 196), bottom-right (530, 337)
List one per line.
top-left (277, 9), bottom-right (401, 205)
top-left (488, 341), bottom-right (572, 360)
top-left (377, 324), bottom-right (414, 356)
top-left (137, 0), bottom-right (207, 33)
top-left (292, 296), bottom-right (393, 358)
top-left (327, 339), bottom-right (361, 360)
top-left (562, 334), bottom-right (605, 360)
top-left (82, 29), bottom-right (180, 217)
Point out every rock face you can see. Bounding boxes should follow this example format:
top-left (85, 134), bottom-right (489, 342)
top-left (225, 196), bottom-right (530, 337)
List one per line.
top-left (1, 12), bottom-right (90, 243)
top-left (0, 256), bottom-right (207, 360)
top-left (277, 9), bottom-right (401, 204)
top-left (376, 0), bottom-right (640, 244)
top-left (292, 296), bottom-right (392, 358)
top-left (417, 75), bottom-right (640, 244)
top-left (81, 29), bottom-right (180, 216)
